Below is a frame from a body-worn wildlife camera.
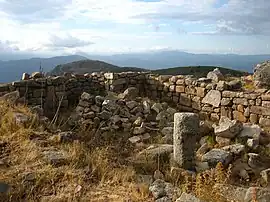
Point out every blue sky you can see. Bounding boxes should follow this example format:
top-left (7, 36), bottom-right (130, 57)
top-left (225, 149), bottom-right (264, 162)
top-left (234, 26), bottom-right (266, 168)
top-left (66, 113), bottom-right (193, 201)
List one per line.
top-left (0, 0), bottom-right (270, 56)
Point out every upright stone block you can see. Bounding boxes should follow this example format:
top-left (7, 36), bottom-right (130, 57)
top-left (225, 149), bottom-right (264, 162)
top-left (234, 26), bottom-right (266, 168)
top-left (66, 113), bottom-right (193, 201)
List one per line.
top-left (173, 112), bottom-right (199, 170)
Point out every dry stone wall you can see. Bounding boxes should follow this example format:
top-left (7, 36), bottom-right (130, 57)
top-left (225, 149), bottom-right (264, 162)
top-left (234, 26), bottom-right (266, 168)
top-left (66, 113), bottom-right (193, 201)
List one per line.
top-left (0, 71), bottom-right (270, 128)
top-left (103, 72), bottom-right (270, 128)
top-left (0, 73), bottom-right (105, 118)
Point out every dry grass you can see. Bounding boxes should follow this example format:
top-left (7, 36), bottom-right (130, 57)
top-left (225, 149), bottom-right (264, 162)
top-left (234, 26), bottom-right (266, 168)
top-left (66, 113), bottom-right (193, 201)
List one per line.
top-left (0, 101), bottom-right (151, 202)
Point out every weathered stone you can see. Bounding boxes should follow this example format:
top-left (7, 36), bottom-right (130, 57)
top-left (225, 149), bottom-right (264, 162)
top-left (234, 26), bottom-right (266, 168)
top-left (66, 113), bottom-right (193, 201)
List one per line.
top-left (228, 80), bottom-right (242, 90)
top-left (250, 106), bottom-right (270, 116)
top-left (261, 94), bottom-right (270, 101)
top-left (222, 144), bottom-right (245, 156)
top-left (196, 87), bottom-right (205, 97)
top-left (245, 187), bottom-right (270, 202)
top-left (202, 149), bottom-right (232, 167)
top-left (202, 90), bottom-right (221, 107)
top-left (260, 168), bottom-right (270, 185)
top-left (248, 153), bottom-right (270, 171)
top-left (176, 192), bottom-right (205, 202)
top-left (213, 183), bottom-right (247, 202)
top-left (250, 114), bottom-right (258, 124)
top-left (95, 95), bottom-right (105, 106)
top-left (126, 100), bottom-right (138, 109)
top-left (43, 150), bottom-right (67, 166)
top-left (192, 96), bottom-right (201, 110)
top-left (216, 80), bottom-right (228, 91)
top-left (128, 136), bottom-right (142, 144)
top-left (31, 72), bottom-right (43, 79)
top-left (123, 87), bottom-right (139, 99)
top-left (179, 94), bottom-right (191, 107)
top-left (222, 91), bottom-right (237, 98)
top-left (173, 113), bottom-right (199, 170)
top-left (259, 117), bottom-right (270, 127)
top-left (216, 136), bottom-right (231, 146)
top-left (97, 110), bottom-right (112, 120)
top-left (239, 123), bottom-right (262, 138)
top-left (133, 126), bottom-right (145, 135)
top-left (207, 68), bottom-right (224, 83)
top-left (233, 111), bottom-right (247, 122)
top-left (22, 72), bottom-right (30, 80)
top-left (152, 103), bottom-right (163, 114)
top-left (247, 138), bottom-right (259, 149)
top-left (214, 116), bottom-right (243, 139)
top-left (221, 98), bottom-right (231, 106)
top-left (254, 61), bottom-right (270, 88)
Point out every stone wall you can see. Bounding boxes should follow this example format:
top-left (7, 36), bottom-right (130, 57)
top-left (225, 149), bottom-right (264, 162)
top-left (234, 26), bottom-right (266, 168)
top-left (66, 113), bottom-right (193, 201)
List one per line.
top-left (104, 72), bottom-right (270, 128)
top-left (0, 73), bottom-right (105, 118)
top-left (0, 71), bottom-right (270, 127)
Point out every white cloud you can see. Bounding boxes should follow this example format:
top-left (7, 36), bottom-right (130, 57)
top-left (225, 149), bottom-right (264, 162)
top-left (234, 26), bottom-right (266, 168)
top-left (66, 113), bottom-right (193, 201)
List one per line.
top-left (47, 34), bottom-right (94, 48)
top-left (0, 0), bottom-right (270, 55)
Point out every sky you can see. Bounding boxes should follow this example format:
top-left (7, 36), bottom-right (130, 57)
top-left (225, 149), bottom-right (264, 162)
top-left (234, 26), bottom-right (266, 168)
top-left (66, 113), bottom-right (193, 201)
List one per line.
top-left (0, 0), bottom-right (270, 57)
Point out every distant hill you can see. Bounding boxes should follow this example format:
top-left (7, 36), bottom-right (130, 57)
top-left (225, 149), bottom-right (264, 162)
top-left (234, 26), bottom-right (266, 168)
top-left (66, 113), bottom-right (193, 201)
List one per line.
top-left (50, 59), bottom-right (146, 76)
top-left (51, 59), bottom-right (248, 79)
top-left (0, 50), bottom-right (269, 83)
top-left (152, 65), bottom-right (249, 78)
top-left (0, 55), bottom-right (87, 83)
top-left (80, 50), bottom-right (270, 73)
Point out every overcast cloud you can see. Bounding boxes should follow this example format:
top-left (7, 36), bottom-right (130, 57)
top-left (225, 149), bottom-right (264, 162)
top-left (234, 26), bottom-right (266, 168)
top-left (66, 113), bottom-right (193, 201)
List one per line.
top-left (0, 0), bottom-right (269, 55)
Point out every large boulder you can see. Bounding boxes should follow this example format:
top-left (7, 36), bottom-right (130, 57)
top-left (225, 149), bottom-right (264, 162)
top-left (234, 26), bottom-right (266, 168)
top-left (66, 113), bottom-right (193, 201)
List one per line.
top-left (254, 61), bottom-right (270, 88)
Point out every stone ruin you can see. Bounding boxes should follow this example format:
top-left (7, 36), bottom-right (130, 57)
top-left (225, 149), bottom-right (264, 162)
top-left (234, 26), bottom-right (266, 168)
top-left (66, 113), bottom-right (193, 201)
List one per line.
top-left (1, 61), bottom-right (270, 201)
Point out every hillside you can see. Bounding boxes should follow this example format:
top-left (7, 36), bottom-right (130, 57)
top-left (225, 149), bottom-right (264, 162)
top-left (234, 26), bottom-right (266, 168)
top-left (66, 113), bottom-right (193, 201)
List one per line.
top-left (50, 59), bottom-right (147, 75)
top-left (151, 65), bottom-right (249, 77)
top-left (50, 60), bottom-right (248, 78)
top-left (81, 50), bottom-right (270, 72)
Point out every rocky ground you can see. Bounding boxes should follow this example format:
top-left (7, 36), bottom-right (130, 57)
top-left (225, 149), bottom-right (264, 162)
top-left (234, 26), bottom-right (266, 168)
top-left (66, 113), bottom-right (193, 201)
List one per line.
top-left (1, 81), bottom-right (270, 201)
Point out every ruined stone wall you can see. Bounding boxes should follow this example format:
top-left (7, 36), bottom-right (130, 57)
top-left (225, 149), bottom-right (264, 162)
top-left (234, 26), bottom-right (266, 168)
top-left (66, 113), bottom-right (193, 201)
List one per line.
top-left (104, 72), bottom-right (270, 128)
top-left (0, 73), bottom-right (105, 117)
top-left (0, 71), bottom-right (270, 127)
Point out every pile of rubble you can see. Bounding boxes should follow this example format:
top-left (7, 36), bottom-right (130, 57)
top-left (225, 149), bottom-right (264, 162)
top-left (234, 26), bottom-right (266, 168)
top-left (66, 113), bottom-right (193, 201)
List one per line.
top-left (72, 87), bottom-right (178, 144)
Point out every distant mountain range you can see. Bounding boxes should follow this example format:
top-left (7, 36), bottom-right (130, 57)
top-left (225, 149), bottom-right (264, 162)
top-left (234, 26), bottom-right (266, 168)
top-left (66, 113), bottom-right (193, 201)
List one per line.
top-left (0, 50), bottom-right (269, 83)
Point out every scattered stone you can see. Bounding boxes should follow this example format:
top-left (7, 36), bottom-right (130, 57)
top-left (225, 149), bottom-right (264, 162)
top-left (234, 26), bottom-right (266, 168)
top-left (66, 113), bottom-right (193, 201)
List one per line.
top-left (239, 123), bottom-right (262, 138)
top-left (31, 72), bottom-right (43, 79)
top-left (254, 61), bottom-right (270, 88)
top-left (43, 150), bottom-right (67, 166)
top-left (176, 192), bottom-right (205, 202)
top-left (133, 126), bottom-right (145, 135)
top-left (207, 68), bottom-right (224, 83)
top-left (152, 103), bottom-right (163, 114)
top-left (149, 179), bottom-right (167, 199)
top-left (128, 136), bottom-right (142, 144)
top-left (261, 168), bottom-right (270, 185)
top-left (122, 87), bottom-right (139, 99)
top-left (222, 144), bottom-right (245, 156)
top-left (247, 138), bottom-right (259, 150)
top-left (245, 187), bottom-right (270, 202)
top-left (214, 116), bottom-right (243, 139)
top-left (22, 72), bottom-right (30, 80)
top-left (202, 149), bottom-right (232, 167)
top-left (213, 183), bottom-right (247, 202)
